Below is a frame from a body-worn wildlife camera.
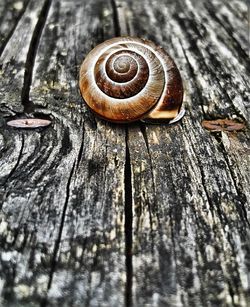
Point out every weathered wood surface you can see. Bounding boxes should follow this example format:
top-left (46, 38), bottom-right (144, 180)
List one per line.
top-left (0, 0), bottom-right (249, 306)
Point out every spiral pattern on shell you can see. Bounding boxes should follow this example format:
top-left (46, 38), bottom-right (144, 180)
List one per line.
top-left (79, 37), bottom-right (183, 123)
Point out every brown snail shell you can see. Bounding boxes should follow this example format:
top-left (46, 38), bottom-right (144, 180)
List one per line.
top-left (79, 37), bottom-right (184, 123)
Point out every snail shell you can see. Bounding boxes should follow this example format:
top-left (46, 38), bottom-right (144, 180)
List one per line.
top-left (79, 37), bottom-right (184, 123)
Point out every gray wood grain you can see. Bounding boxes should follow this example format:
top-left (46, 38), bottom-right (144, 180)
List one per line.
top-left (0, 0), bottom-right (249, 306)
top-left (0, 0), bottom-right (30, 55)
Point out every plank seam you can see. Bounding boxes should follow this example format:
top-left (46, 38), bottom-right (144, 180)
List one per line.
top-left (76, 120), bottom-right (85, 169)
top-left (139, 123), bottom-right (157, 229)
top-left (21, 0), bottom-right (52, 113)
top-left (110, 0), bottom-right (121, 37)
top-left (0, 0), bottom-right (32, 57)
top-left (42, 160), bottom-right (76, 306)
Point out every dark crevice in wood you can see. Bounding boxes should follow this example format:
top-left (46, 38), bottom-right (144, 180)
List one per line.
top-left (32, 111), bottom-right (53, 122)
top-left (0, 0), bottom-right (31, 57)
top-left (41, 160), bottom-right (76, 307)
top-left (124, 128), bottom-right (133, 307)
top-left (228, 281), bottom-right (237, 307)
top-left (125, 15), bottom-right (131, 36)
top-left (76, 122), bottom-right (85, 169)
top-left (76, 136), bottom-right (84, 169)
top-left (21, 0), bottom-right (52, 114)
top-left (1, 105), bottom-right (21, 116)
top-left (213, 132), bottom-right (250, 226)
top-left (110, 0), bottom-right (121, 36)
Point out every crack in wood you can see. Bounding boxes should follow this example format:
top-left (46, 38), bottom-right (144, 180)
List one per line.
top-left (0, 0), bottom-right (31, 57)
top-left (76, 130), bottom-right (85, 170)
top-left (21, 0), bottom-right (52, 114)
top-left (41, 160), bottom-right (76, 307)
top-left (139, 123), bottom-right (157, 231)
top-left (110, 0), bottom-right (121, 37)
top-left (110, 1), bottom-right (133, 305)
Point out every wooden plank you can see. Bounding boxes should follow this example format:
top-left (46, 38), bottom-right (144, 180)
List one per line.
top-left (114, 0), bottom-right (250, 306)
top-left (28, 0), bottom-right (128, 304)
top-left (0, 0), bottom-right (249, 306)
top-left (0, 0), bottom-right (127, 306)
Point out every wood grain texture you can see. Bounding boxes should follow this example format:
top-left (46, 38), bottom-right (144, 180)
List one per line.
top-left (0, 0), bottom-right (249, 306)
top-left (0, 0), bottom-right (30, 55)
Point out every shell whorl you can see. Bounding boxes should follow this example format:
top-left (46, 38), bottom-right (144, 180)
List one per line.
top-left (79, 37), bottom-right (183, 123)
